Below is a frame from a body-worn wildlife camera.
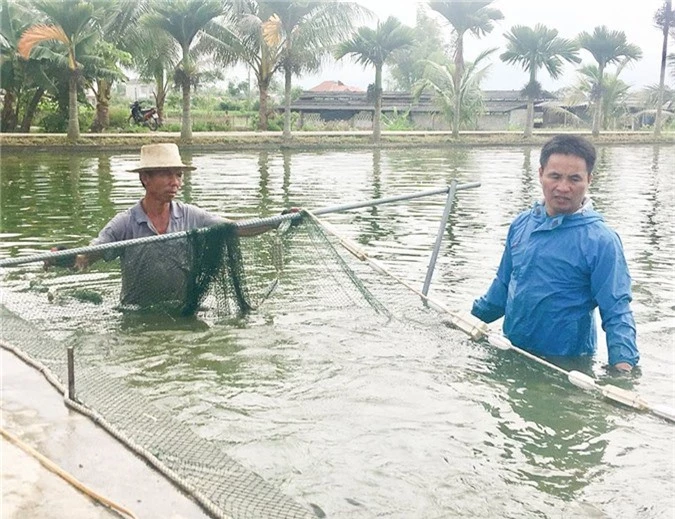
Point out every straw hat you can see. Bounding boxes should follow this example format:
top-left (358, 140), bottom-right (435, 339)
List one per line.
top-left (129, 143), bottom-right (196, 172)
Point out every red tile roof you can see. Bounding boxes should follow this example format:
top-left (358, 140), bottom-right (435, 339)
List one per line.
top-left (309, 80), bottom-right (365, 93)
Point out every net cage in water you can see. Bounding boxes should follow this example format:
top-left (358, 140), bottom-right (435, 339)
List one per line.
top-left (0, 214), bottom-right (472, 518)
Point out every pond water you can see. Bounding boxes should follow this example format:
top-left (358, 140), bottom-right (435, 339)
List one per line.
top-left (1, 144), bottom-right (674, 518)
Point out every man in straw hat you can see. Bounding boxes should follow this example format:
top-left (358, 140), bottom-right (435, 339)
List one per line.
top-left (76, 143), bottom-right (277, 268)
top-left (74, 143), bottom-right (287, 306)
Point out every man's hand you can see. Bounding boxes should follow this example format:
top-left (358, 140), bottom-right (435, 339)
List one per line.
top-left (43, 246), bottom-right (76, 270)
top-left (613, 362), bottom-right (633, 373)
top-left (74, 254), bottom-right (90, 271)
top-left (280, 207), bottom-right (302, 227)
top-left (281, 207), bottom-right (300, 215)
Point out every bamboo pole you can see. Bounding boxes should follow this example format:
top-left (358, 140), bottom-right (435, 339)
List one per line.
top-left (0, 184), bottom-right (480, 268)
top-left (308, 211), bottom-right (675, 425)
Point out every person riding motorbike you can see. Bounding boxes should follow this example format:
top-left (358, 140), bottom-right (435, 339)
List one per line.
top-left (129, 101), bottom-right (159, 130)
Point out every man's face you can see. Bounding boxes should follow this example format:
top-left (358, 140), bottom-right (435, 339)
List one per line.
top-left (539, 153), bottom-right (591, 216)
top-left (142, 169), bottom-right (183, 202)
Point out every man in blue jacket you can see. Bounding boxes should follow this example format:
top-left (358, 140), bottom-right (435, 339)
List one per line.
top-left (471, 135), bottom-right (639, 372)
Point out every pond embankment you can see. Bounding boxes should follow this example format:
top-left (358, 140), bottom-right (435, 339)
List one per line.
top-left (1, 129), bottom-right (673, 152)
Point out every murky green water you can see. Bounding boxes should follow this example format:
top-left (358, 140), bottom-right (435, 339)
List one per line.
top-left (1, 145), bottom-right (674, 518)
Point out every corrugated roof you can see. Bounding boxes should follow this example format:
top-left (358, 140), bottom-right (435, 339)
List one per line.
top-left (290, 90), bottom-right (545, 114)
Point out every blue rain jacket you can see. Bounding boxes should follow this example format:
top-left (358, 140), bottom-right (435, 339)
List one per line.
top-left (471, 200), bottom-right (639, 367)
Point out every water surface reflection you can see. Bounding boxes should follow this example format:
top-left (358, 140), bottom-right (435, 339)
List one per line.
top-left (1, 145), bottom-right (673, 518)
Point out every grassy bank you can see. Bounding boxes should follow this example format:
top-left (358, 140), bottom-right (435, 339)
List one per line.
top-left (1, 130), bottom-right (673, 152)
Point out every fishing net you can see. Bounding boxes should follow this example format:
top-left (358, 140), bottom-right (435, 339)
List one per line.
top-left (0, 212), bottom-right (474, 519)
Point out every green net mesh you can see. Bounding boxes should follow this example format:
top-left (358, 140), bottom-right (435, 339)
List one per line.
top-left (0, 213), bottom-right (470, 519)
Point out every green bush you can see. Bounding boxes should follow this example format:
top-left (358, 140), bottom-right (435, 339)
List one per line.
top-left (165, 92), bottom-right (181, 110)
top-left (218, 99), bottom-right (244, 111)
top-left (322, 120), bottom-right (352, 131)
top-left (382, 108), bottom-right (414, 131)
top-left (40, 111), bottom-right (67, 133)
top-left (159, 122), bottom-right (181, 132)
top-left (249, 112), bottom-right (283, 131)
top-left (39, 103), bottom-right (95, 133)
top-left (79, 107), bottom-right (95, 132)
top-left (192, 119), bottom-right (231, 131)
top-left (119, 124), bottom-right (154, 133)
top-left (267, 117), bottom-right (282, 131)
top-left (108, 105), bottom-right (131, 129)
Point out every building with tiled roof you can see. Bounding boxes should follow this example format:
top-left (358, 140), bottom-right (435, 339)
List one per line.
top-left (308, 80), bottom-right (365, 93)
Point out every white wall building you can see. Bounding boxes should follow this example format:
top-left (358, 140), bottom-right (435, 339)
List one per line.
top-left (123, 79), bottom-right (155, 101)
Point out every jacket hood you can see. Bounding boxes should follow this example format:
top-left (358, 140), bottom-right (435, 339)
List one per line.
top-left (530, 197), bottom-right (604, 228)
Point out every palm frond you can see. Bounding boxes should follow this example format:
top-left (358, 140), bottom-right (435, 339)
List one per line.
top-left (17, 24), bottom-right (68, 60)
top-left (262, 13), bottom-right (282, 47)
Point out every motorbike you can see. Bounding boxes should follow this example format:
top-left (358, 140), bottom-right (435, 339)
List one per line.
top-left (129, 101), bottom-right (160, 130)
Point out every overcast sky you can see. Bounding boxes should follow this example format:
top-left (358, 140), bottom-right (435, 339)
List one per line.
top-left (295, 0), bottom-right (669, 92)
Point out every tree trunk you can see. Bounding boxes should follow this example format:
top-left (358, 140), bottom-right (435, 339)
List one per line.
top-left (452, 34), bottom-right (465, 139)
top-left (373, 65), bottom-right (382, 144)
top-left (655, 0), bottom-right (671, 136)
top-left (1, 90), bottom-right (18, 132)
top-left (181, 76), bottom-right (192, 142)
top-left (591, 96), bottom-right (601, 137)
top-left (591, 64), bottom-right (604, 137)
top-left (283, 65), bottom-right (292, 143)
top-left (525, 100), bottom-right (534, 138)
top-left (524, 69), bottom-right (537, 138)
top-left (258, 78), bottom-right (269, 131)
top-left (20, 87), bottom-right (45, 132)
top-left (154, 73), bottom-right (168, 125)
top-left (67, 73), bottom-right (80, 142)
top-left (180, 47), bottom-right (192, 143)
top-left (91, 79), bottom-right (111, 132)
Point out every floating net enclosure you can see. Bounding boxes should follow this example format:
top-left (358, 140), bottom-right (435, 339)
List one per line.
top-left (0, 212), bottom-right (475, 518)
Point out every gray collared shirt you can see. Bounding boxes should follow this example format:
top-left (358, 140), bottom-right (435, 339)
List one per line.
top-left (93, 201), bottom-right (226, 307)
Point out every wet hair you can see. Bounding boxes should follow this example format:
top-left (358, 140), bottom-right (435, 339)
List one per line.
top-left (539, 135), bottom-right (596, 174)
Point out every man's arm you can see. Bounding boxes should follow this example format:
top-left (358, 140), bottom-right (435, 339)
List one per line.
top-left (591, 231), bottom-right (639, 372)
top-left (471, 232), bottom-right (513, 324)
top-left (75, 212), bottom-right (131, 270)
top-left (190, 205), bottom-right (298, 238)
top-left (236, 222), bottom-right (279, 238)
top-left (234, 209), bottom-right (301, 238)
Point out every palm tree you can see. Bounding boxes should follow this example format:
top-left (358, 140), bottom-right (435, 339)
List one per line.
top-left (388, 6), bottom-right (449, 91)
top-left (413, 49), bottom-right (495, 131)
top-left (634, 84), bottom-right (674, 129)
top-left (129, 31), bottom-right (179, 125)
top-left (260, 1), bottom-right (367, 143)
top-left (142, 0), bottom-right (226, 142)
top-left (428, 0), bottom-right (503, 138)
top-left (500, 24), bottom-right (580, 137)
top-left (1, 0), bottom-right (33, 132)
top-left (654, 0), bottom-right (672, 136)
top-left (561, 64), bottom-right (632, 130)
top-left (87, 40), bottom-right (132, 132)
top-left (88, 0), bottom-right (146, 132)
top-left (17, 0), bottom-right (99, 141)
top-left (577, 26), bottom-right (642, 137)
top-left (202, 0), bottom-right (282, 131)
top-left (335, 16), bottom-right (414, 144)
top-left (122, 2), bottom-right (179, 125)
